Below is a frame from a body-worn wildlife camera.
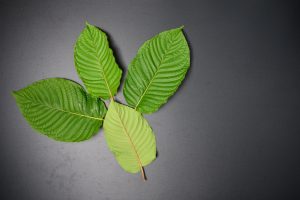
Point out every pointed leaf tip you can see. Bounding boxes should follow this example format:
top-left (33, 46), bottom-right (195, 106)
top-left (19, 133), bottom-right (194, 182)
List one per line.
top-left (85, 21), bottom-right (95, 30)
top-left (85, 21), bottom-right (91, 26)
top-left (11, 90), bottom-right (18, 98)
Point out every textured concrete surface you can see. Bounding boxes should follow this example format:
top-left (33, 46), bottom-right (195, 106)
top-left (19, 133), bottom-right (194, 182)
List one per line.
top-left (0, 0), bottom-right (299, 199)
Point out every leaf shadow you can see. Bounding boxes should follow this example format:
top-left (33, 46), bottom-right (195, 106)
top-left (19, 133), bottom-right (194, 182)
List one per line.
top-left (151, 30), bottom-right (193, 169)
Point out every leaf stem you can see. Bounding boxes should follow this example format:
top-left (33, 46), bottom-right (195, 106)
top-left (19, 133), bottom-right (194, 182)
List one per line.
top-left (141, 166), bottom-right (147, 181)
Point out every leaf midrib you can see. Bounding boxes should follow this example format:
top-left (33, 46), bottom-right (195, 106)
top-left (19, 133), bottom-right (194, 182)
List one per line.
top-left (114, 102), bottom-right (144, 173)
top-left (87, 26), bottom-right (113, 98)
top-left (134, 39), bottom-right (172, 109)
top-left (28, 101), bottom-right (103, 121)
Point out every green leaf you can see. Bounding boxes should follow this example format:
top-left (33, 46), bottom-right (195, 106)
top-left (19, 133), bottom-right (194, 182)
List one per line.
top-left (13, 78), bottom-right (106, 142)
top-left (123, 27), bottom-right (190, 113)
top-left (74, 22), bottom-right (122, 99)
top-left (103, 101), bottom-right (156, 176)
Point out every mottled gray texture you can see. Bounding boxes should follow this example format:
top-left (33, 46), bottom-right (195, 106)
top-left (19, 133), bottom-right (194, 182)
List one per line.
top-left (1, 0), bottom-right (299, 199)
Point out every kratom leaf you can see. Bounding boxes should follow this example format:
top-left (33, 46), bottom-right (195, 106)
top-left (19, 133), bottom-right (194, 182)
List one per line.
top-left (123, 27), bottom-right (190, 113)
top-left (103, 101), bottom-right (156, 176)
top-left (74, 22), bottom-right (122, 99)
top-left (13, 78), bottom-right (106, 142)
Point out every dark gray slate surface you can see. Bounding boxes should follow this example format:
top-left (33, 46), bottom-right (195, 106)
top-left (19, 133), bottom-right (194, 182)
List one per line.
top-left (0, 0), bottom-right (299, 199)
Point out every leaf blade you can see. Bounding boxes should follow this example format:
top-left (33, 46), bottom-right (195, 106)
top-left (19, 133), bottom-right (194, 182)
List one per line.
top-left (74, 22), bottom-right (122, 99)
top-left (13, 78), bottom-right (106, 142)
top-left (123, 27), bottom-right (190, 113)
top-left (103, 101), bottom-right (156, 174)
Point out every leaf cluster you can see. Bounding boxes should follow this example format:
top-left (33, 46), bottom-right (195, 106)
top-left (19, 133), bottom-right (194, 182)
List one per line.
top-left (13, 22), bottom-right (190, 180)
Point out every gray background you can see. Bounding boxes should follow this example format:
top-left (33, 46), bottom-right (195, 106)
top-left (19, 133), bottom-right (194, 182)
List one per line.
top-left (1, 0), bottom-right (299, 199)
